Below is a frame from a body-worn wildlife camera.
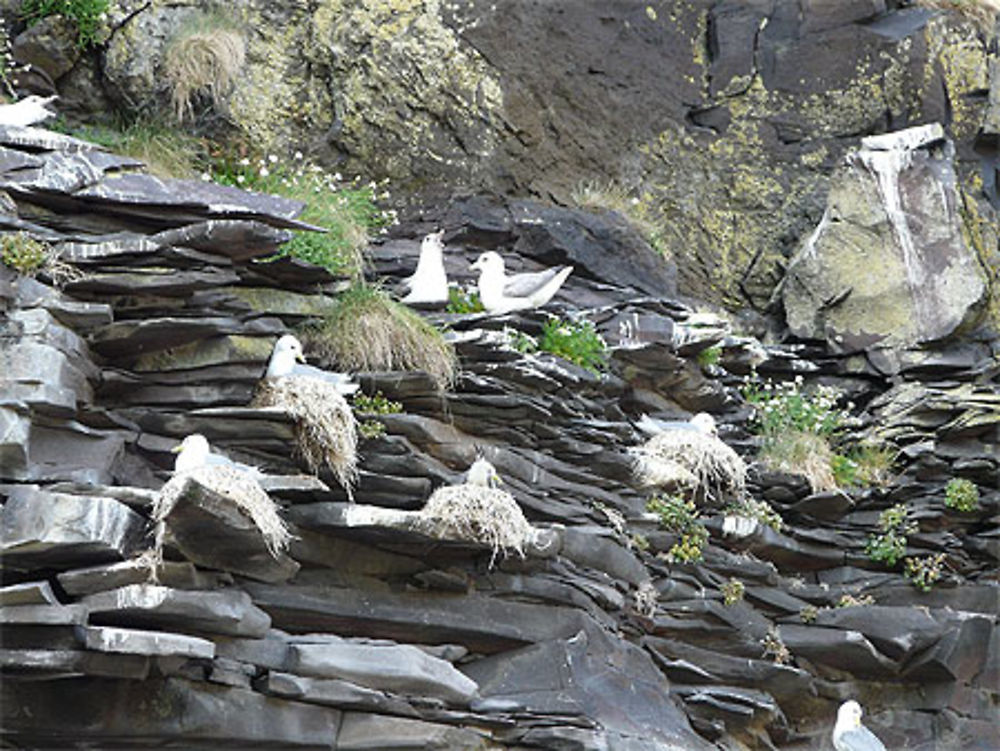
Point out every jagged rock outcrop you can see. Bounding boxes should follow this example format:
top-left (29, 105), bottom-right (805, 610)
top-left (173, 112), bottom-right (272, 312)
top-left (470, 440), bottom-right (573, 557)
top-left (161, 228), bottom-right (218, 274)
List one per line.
top-left (1, 123), bottom-right (998, 749)
top-left (782, 123), bottom-right (988, 365)
top-left (6, 0), bottom-right (997, 312)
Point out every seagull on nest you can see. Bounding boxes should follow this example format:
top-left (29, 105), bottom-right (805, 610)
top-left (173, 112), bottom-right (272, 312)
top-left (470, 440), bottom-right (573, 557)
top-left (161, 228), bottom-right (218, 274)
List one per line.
top-left (265, 334), bottom-right (359, 395)
top-left (636, 412), bottom-right (718, 438)
top-left (832, 700), bottom-right (886, 751)
top-left (171, 434), bottom-right (261, 476)
top-left (470, 251), bottom-right (573, 315)
top-left (0, 95), bottom-right (58, 128)
top-left (400, 230), bottom-right (449, 305)
top-left (465, 456), bottom-right (502, 488)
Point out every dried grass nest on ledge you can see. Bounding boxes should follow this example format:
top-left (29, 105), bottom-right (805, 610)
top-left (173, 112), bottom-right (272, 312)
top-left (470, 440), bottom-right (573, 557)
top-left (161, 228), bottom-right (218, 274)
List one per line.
top-left (150, 464), bottom-right (293, 573)
top-left (252, 375), bottom-right (359, 498)
top-left (632, 429), bottom-right (747, 506)
top-left (418, 483), bottom-right (537, 562)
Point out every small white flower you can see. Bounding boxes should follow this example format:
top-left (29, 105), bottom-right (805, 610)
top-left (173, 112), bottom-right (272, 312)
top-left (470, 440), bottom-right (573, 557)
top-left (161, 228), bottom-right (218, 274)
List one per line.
top-left (268, 154), bottom-right (278, 163)
top-left (200, 172), bottom-right (211, 182)
top-left (236, 175), bottom-right (246, 184)
top-left (259, 167), bottom-right (270, 177)
top-left (239, 158), bottom-right (250, 166)
top-left (294, 151), bottom-right (303, 160)
top-left (333, 172), bottom-right (342, 181)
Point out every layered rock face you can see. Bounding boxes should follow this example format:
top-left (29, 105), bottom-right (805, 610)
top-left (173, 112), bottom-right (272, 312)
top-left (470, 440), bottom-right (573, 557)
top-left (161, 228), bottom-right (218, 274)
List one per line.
top-left (7, 0), bottom-right (998, 310)
top-left (1, 126), bottom-right (999, 749)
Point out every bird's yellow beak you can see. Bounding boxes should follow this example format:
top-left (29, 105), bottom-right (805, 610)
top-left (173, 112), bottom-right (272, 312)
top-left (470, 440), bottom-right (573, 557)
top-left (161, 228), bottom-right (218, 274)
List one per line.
top-left (296, 352), bottom-right (306, 364)
top-left (170, 444), bottom-right (183, 454)
top-left (492, 472), bottom-right (502, 485)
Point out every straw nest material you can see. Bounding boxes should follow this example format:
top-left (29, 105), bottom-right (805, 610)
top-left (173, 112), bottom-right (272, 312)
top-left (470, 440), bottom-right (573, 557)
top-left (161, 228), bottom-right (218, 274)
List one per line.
top-left (418, 484), bottom-right (536, 562)
top-left (151, 464), bottom-right (292, 571)
top-left (252, 375), bottom-right (358, 498)
top-left (632, 430), bottom-right (747, 506)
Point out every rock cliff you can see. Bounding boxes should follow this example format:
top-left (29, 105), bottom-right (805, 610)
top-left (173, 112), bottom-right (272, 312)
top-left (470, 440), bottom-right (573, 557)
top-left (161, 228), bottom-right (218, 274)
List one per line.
top-left (1, 122), bottom-right (998, 749)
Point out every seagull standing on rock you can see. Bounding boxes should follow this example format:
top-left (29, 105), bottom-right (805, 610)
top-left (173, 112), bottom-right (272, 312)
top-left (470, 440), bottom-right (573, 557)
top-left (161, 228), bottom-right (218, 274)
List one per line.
top-left (171, 434), bottom-right (261, 476)
top-left (265, 334), bottom-right (358, 395)
top-left (832, 700), bottom-right (887, 751)
top-left (0, 95), bottom-right (58, 127)
top-left (400, 230), bottom-right (449, 305)
top-left (470, 250), bottom-right (573, 315)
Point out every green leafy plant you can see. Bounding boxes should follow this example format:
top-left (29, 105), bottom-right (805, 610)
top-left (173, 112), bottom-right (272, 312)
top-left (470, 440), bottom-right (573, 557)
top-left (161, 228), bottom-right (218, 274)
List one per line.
top-left (446, 286), bottom-right (485, 314)
top-left (762, 626), bottom-right (790, 665)
top-left (358, 420), bottom-right (386, 439)
top-left (647, 495), bottom-right (709, 563)
top-left (20, 0), bottom-right (109, 49)
top-left (2, 232), bottom-right (48, 274)
top-left (630, 533), bottom-right (650, 552)
top-left (720, 578), bottom-right (745, 606)
top-left (352, 391), bottom-right (402, 415)
top-left (944, 477), bottom-right (979, 512)
top-left (832, 443), bottom-right (896, 488)
top-left (799, 605), bottom-right (819, 623)
top-left (211, 151), bottom-right (395, 277)
top-left (308, 283), bottom-right (457, 390)
top-left (865, 504), bottom-right (917, 567)
top-left (904, 553), bottom-right (946, 592)
top-left (513, 316), bottom-right (608, 374)
top-left (696, 345), bottom-right (722, 368)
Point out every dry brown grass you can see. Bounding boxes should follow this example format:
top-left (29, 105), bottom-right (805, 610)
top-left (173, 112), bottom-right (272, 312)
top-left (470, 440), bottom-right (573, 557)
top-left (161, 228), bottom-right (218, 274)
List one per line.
top-left (760, 430), bottom-right (837, 493)
top-left (419, 484), bottom-right (536, 563)
top-left (632, 430), bottom-right (747, 507)
top-left (252, 376), bottom-right (359, 497)
top-left (164, 26), bottom-right (246, 122)
top-left (153, 465), bottom-right (292, 561)
top-left (308, 283), bottom-right (457, 391)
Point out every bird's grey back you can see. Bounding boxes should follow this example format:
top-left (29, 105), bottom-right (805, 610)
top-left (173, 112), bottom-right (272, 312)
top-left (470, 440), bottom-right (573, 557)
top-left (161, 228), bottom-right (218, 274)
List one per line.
top-left (834, 726), bottom-right (886, 751)
top-left (503, 266), bottom-right (566, 297)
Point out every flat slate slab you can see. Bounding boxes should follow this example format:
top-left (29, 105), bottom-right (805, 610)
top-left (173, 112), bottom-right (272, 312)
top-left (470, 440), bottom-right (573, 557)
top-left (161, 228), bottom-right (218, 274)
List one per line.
top-left (0, 580), bottom-right (59, 606)
top-left (83, 585), bottom-right (270, 638)
top-left (336, 711), bottom-right (489, 751)
top-left (78, 625), bottom-right (216, 659)
top-left (0, 648), bottom-right (150, 679)
top-left (0, 489), bottom-right (146, 569)
top-left (57, 559), bottom-right (233, 597)
top-left (262, 671), bottom-right (419, 716)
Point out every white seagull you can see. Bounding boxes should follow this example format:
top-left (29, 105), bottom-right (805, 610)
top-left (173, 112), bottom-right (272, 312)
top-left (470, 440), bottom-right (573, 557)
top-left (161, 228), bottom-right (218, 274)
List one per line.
top-left (470, 251), bottom-right (573, 315)
top-left (636, 412), bottom-right (718, 438)
top-left (465, 456), bottom-right (502, 488)
top-left (832, 700), bottom-right (887, 751)
top-left (400, 230), bottom-right (449, 305)
top-left (171, 434), bottom-right (261, 476)
top-left (0, 95), bottom-right (58, 128)
top-left (265, 334), bottom-right (359, 395)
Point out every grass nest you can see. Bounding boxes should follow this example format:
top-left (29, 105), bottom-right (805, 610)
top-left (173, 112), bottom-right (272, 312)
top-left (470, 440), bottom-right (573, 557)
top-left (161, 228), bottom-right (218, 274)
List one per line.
top-left (307, 283), bottom-right (457, 391)
top-left (165, 25), bottom-right (245, 122)
top-left (252, 376), bottom-right (359, 497)
top-left (151, 464), bottom-right (292, 573)
top-left (418, 484), bottom-right (536, 563)
top-left (633, 430), bottom-right (747, 507)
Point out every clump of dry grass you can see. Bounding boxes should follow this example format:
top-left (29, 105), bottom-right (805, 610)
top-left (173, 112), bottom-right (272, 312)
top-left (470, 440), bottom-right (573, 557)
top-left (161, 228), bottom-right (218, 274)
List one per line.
top-left (308, 283), bottom-right (457, 390)
top-left (252, 376), bottom-right (359, 497)
top-left (418, 484), bottom-right (536, 564)
top-left (152, 464), bottom-right (292, 565)
top-left (632, 430), bottom-right (747, 507)
top-left (164, 23), bottom-right (246, 123)
top-left (760, 429), bottom-right (837, 493)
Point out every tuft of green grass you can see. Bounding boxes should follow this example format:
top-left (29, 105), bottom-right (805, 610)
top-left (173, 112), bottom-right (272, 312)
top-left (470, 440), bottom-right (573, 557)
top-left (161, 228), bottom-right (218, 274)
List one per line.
top-left (352, 391), bottom-right (403, 415)
top-left (944, 477), bottom-right (979, 512)
top-left (725, 498), bottom-right (783, 531)
top-left (211, 152), bottom-right (395, 277)
top-left (308, 283), bottom-right (457, 390)
top-left (759, 429), bottom-right (837, 493)
top-left (832, 442), bottom-right (896, 489)
top-left (508, 316), bottom-right (608, 374)
top-left (20, 0), bottom-right (109, 49)
top-left (646, 495), bottom-right (708, 563)
top-left (696, 345), bottom-right (722, 369)
top-left (67, 121), bottom-right (208, 178)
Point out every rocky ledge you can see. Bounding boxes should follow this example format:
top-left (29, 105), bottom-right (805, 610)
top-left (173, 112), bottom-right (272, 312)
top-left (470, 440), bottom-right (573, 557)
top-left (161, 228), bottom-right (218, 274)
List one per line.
top-left (1, 125), bottom-right (998, 750)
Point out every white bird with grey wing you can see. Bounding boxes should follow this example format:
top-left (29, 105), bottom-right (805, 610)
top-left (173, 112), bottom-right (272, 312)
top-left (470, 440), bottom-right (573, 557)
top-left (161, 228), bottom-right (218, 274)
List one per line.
top-left (465, 456), bottom-right (502, 488)
top-left (400, 230), bottom-right (449, 305)
top-left (833, 701), bottom-right (886, 751)
top-left (265, 334), bottom-right (359, 395)
top-left (470, 250), bottom-right (573, 315)
top-left (0, 95), bottom-right (58, 127)
top-left (636, 412), bottom-right (718, 438)
top-left (171, 434), bottom-right (262, 477)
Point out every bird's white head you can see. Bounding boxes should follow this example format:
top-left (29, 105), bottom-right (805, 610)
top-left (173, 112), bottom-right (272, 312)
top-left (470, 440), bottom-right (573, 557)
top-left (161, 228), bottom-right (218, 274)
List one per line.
top-left (690, 412), bottom-right (718, 435)
top-left (172, 434), bottom-right (211, 472)
top-left (837, 700), bottom-right (864, 730)
top-left (421, 230), bottom-right (445, 256)
top-left (466, 456), bottom-right (501, 488)
top-left (470, 251), bottom-right (504, 275)
top-left (267, 334), bottom-right (306, 378)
